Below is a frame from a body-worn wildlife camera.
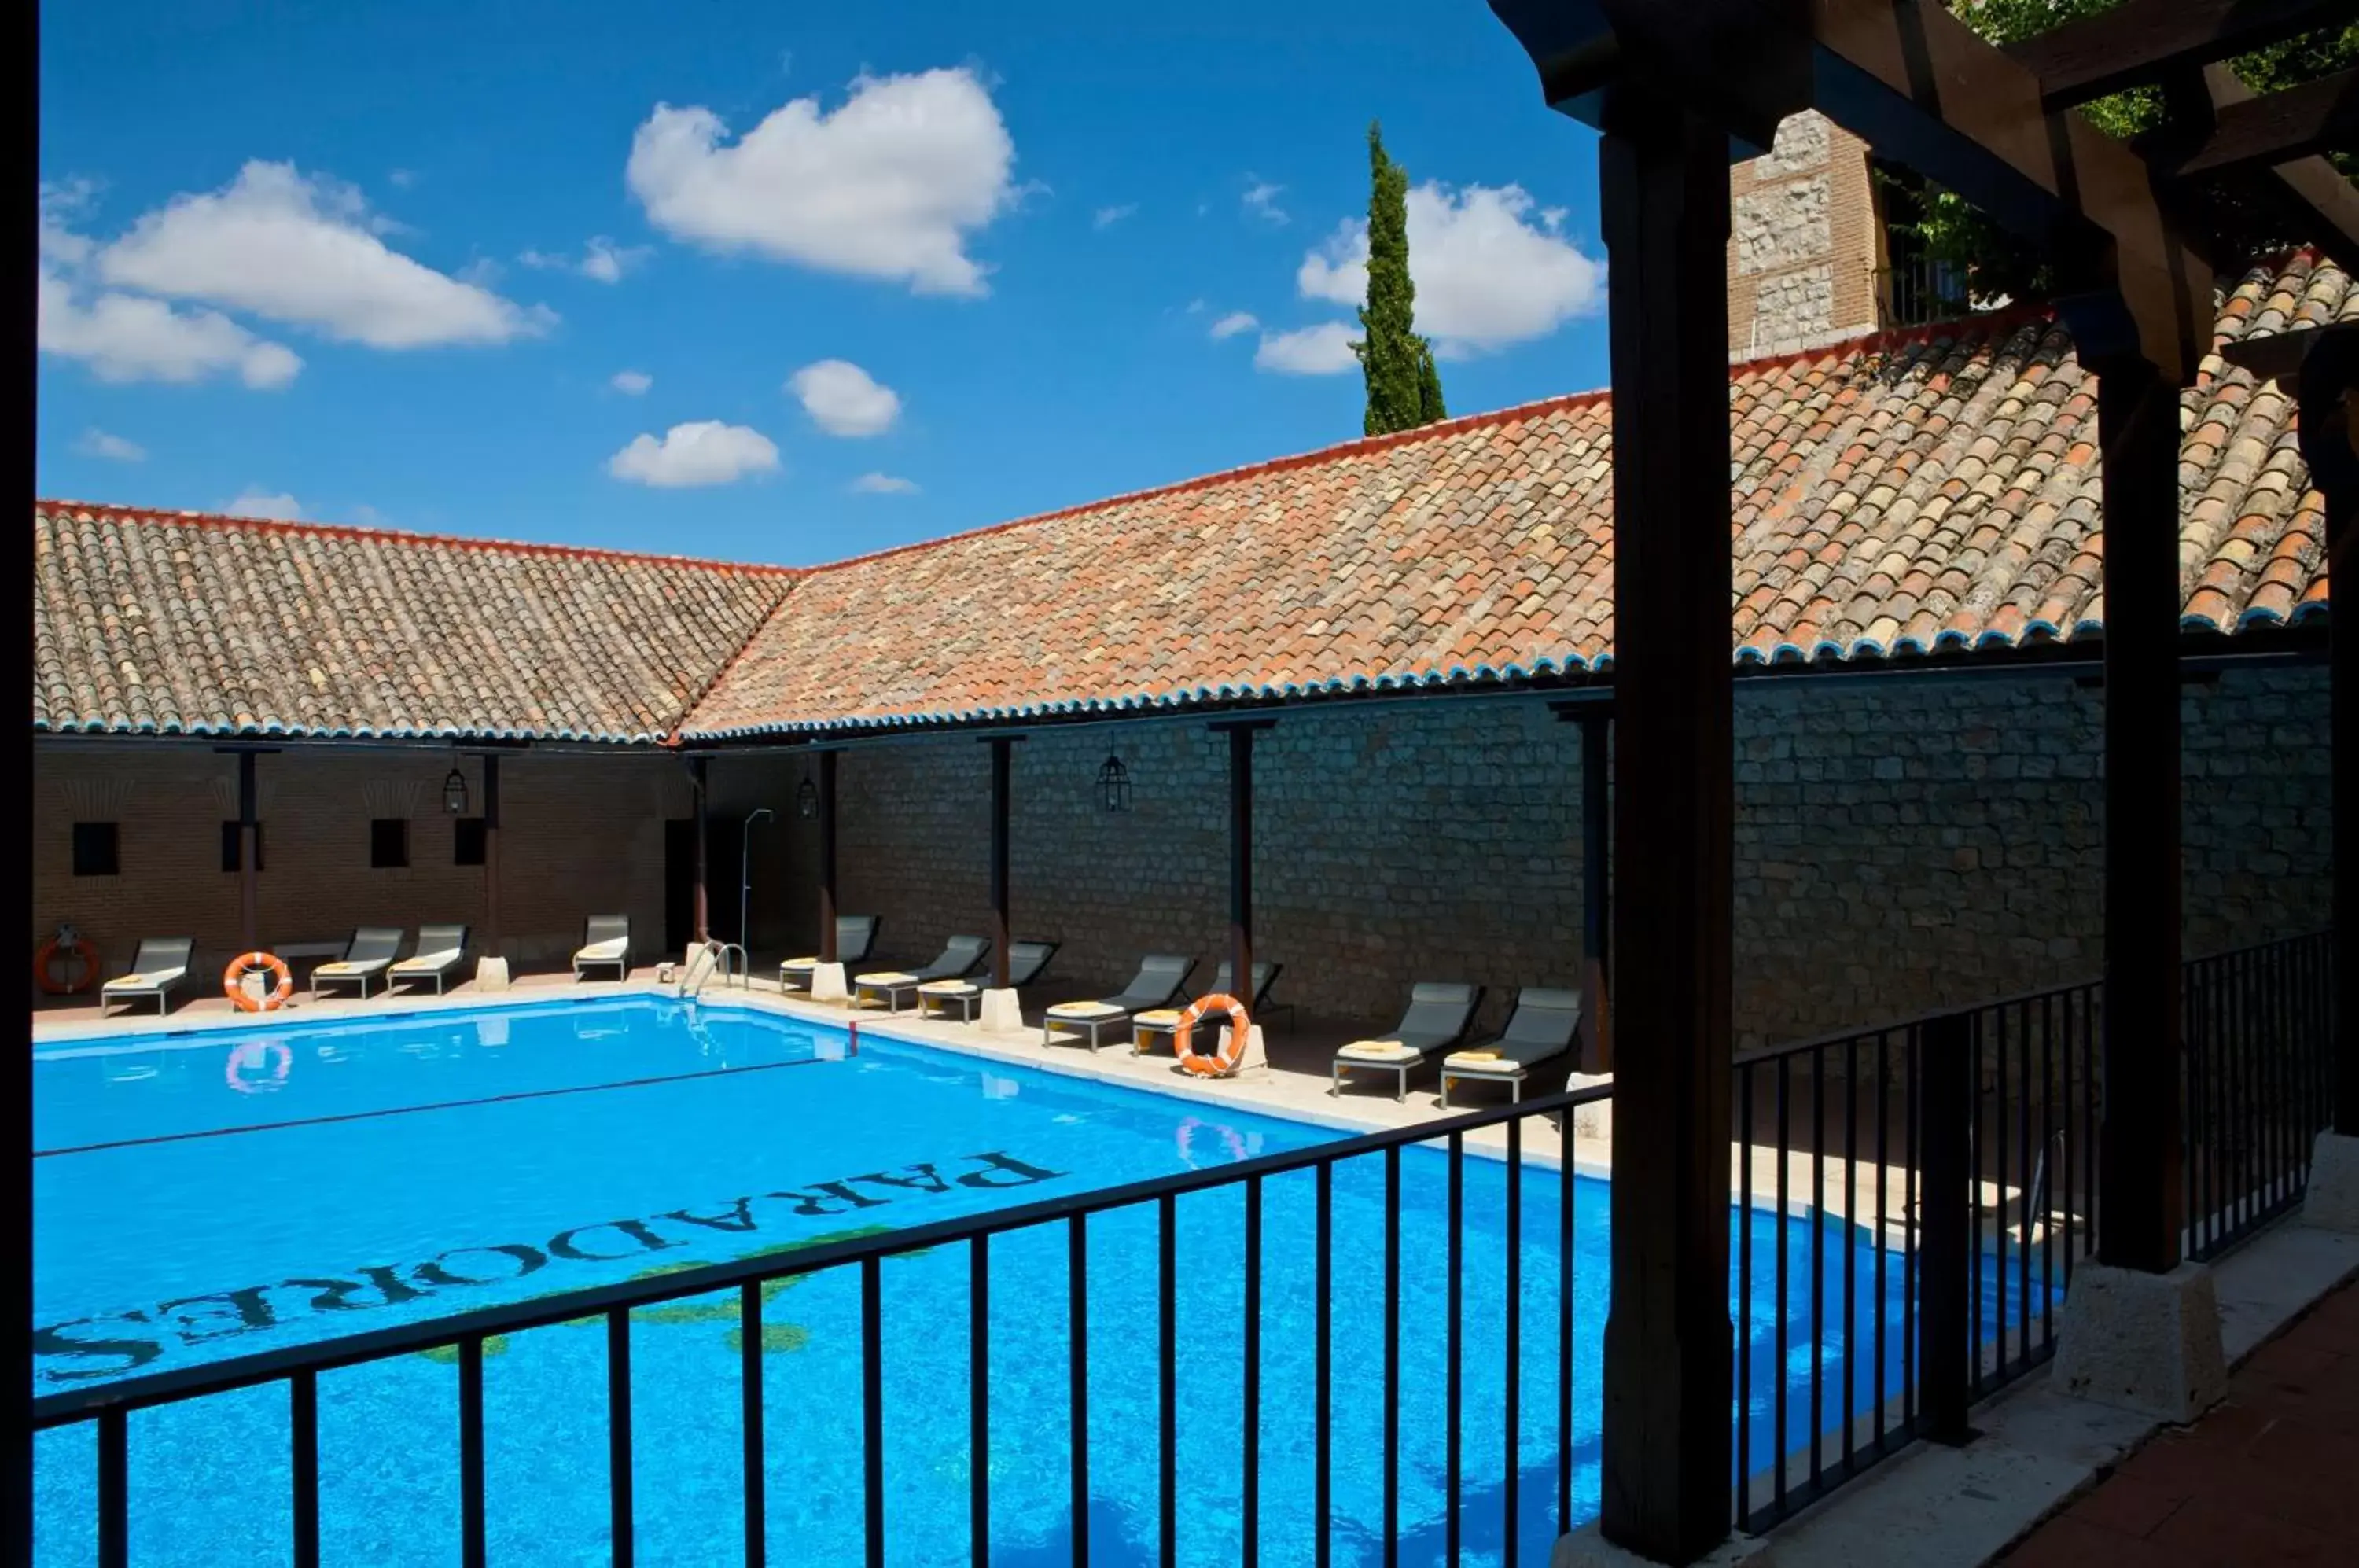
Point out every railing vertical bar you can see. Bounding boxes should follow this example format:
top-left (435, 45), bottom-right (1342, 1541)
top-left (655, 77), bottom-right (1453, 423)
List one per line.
top-left (291, 1368), bottom-right (319, 1568)
top-left (1083, 1210), bottom-right (1103, 1568)
top-left (742, 1280), bottom-right (767, 1568)
top-left (2273, 943), bottom-right (2291, 1208)
top-left (1738, 1061), bottom-right (1755, 1525)
top-left (1157, 1196), bottom-right (1174, 1568)
top-left (1504, 1117), bottom-right (1523, 1568)
top-left (2063, 991), bottom-right (2079, 1289)
top-left (1384, 1144), bottom-right (1402, 1568)
top-left (1243, 1173), bottom-right (1263, 1568)
top-left (1872, 1034), bottom-right (1889, 1446)
top-left (2039, 992), bottom-right (2055, 1352)
top-left (1557, 1104), bottom-right (1573, 1538)
top-left (862, 1255), bottom-right (885, 1568)
top-left (609, 1306), bottom-right (635, 1568)
top-left (460, 1335), bottom-right (487, 1568)
top-left (1810, 1041), bottom-right (1825, 1489)
top-left (1446, 1131), bottom-right (1463, 1566)
top-left (1317, 1162), bottom-right (1334, 1568)
top-left (969, 1236), bottom-right (988, 1568)
top-left (2187, 963), bottom-right (2202, 1254)
top-left (1904, 1025), bottom-right (1920, 1426)
top-left (98, 1406), bottom-right (127, 1568)
top-left (1970, 1014), bottom-right (1984, 1391)
top-left (1774, 1054), bottom-right (1789, 1517)
top-left (2015, 1002), bottom-right (2031, 1375)
top-left (1842, 1035), bottom-right (1858, 1477)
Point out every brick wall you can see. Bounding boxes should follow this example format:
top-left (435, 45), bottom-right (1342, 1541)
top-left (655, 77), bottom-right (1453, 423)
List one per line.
top-left (767, 664), bottom-right (2331, 1050)
top-left (36, 664), bottom-right (2329, 1044)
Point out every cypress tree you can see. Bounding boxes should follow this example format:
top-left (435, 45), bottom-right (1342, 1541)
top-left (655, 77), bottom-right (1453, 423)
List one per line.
top-left (1352, 122), bottom-right (1444, 435)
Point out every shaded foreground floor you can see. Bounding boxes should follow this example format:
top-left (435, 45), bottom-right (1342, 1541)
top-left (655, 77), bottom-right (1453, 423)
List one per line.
top-left (2001, 1276), bottom-right (2359, 1566)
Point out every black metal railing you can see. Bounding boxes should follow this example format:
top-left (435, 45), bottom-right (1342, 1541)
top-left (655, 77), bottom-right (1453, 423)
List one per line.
top-left (34, 930), bottom-right (2335, 1562)
top-left (1879, 253), bottom-right (1969, 329)
top-left (2185, 929), bottom-right (2337, 1261)
top-left (1727, 981), bottom-right (2106, 1536)
top-left (36, 1085), bottom-right (1612, 1568)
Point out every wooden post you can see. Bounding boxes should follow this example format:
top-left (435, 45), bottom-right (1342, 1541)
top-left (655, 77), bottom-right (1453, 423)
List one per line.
top-left (481, 753), bottom-right (502, 957)
top-left (237, 749), bottom-right (259, 954)
top-left (2294, 331), bottom-right (2359, 1136)
top-left (2094, 354), bottom-right (2185, 1273)
top-left (1210, 720), bottom-right (1275, 1010)
top-left (690, 756), bottom-right (711, 945)
top-left (817, 749), bottom-right (840, 965)
top-left (985, 736), bottom-right (1020, 990)
top-left (1595, 103), bottom-right (1735, 1565)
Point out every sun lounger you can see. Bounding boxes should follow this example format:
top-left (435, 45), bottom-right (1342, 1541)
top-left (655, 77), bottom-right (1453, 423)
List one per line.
top-left (1043, 954), bottom-right (1195, 1051)
top-left (1438, 987), bottom-right (1583, 1108)
top-left (1330, 982), bottom-right (1485, 1102)
top-left (572, 915), bottom-right (631, 981)
top-left (855, 934), bottom-right (989, 1012)
top-left (916, 940), bottom-right (1062, 1021)
top-left (1131, 961), bottom-right (1286, 1055)
top-left (312, 926), bottom-right (407, 1001)
top-left (388, 924), bottom-right (469, 995)
top-left (780, 915), bottom-right (881, 992)
top-left (100, 937), bottom-right (195, 1017)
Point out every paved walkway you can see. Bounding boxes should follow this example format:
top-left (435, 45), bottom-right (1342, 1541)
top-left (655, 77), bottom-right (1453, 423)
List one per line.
top-left (2001, 1277), bottom-right (2359, 1566)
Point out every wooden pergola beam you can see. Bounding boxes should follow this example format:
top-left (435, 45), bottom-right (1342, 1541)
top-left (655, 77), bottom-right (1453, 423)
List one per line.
top-left (2162, 65), bottom-right (2359, 179)
top-left (2004, 0), bottom-right (2335, 110)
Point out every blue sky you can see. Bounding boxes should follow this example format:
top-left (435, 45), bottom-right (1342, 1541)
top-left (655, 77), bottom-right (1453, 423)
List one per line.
top-left (38, 0), bottom-right (1612, 565)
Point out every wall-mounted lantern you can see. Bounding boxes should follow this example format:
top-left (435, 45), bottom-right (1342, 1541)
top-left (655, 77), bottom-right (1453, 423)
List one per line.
top-left (1096, 755), bottom-right (1132, 814)
top-left (441, 767), bottom-right (469, 815)
top-left (797, 775), bottom-right (819, 819)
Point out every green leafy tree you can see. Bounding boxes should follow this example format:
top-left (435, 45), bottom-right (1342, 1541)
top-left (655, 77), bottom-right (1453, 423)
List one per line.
top-left (1353, 122), bottom-right (1446, 434)
top-left (1902, 2), bottom-right (2357, 304)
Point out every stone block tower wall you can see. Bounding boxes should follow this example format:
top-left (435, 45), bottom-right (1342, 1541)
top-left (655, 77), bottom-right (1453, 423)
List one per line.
top-left (1728, 111), bottom-right (1887, 359)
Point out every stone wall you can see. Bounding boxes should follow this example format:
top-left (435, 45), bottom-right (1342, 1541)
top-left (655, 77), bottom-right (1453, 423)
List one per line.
top-left (768, 664), bottom-right (2331, 1050)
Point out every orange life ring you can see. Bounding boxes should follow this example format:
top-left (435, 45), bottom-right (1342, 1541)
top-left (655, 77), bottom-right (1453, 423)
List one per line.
top-left (35, 933), bottom-right (98, 996)
top-left (224, 951), bottom-right (295, 1013)
top-left (1172, 992), bottom-right (1253, 1078)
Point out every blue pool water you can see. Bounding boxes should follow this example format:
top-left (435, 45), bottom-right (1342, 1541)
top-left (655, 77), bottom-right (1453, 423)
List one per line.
top-left (35, 1000), bottom-right (1974, 1566)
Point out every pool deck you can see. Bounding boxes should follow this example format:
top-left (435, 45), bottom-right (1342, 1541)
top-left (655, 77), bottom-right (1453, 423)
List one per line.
top-left (32, 967), bottom-right (2027, 1240)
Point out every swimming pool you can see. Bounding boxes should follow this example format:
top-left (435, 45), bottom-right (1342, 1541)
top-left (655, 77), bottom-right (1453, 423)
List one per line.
top-left (35, 999), bottom-right (1953, 1566)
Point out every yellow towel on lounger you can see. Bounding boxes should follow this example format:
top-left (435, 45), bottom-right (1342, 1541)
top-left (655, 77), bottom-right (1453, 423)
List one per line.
top-left (1453, 1050), bottom-right (1500, 1062)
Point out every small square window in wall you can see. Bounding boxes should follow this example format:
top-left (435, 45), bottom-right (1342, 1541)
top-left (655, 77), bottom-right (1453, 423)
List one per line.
top-left (454, 818), bottom-right (487, 867)
top-left (72, 822), bottom-right (120, 878)
top-left (370, 819), bottom-right (410, 870)
top-left (220, 822), bottom-right (266, 874)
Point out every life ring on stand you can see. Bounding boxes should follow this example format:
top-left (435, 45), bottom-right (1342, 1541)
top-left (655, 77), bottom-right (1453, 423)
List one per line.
top-left (35, 926), bottom-right (98, 996)
top-left (225, 1039), bottom-right (293, 1093)
top-left (224, 951), bottom-right (295, 1013)
top-left (1172, 993), bottom-right (1253, 1078)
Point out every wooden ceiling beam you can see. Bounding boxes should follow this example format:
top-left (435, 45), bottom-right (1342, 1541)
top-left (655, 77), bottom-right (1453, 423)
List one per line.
top-left (2004, 0), bottom-right (2343, 110)
top-left (2162, 66), bottom-right (2359, 177)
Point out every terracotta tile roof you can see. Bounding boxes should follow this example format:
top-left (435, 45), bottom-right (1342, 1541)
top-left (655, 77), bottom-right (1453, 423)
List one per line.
top-left (32, 506), bottom-right (794, 742)
top-left (681, 256), bottom-right (2348, 739)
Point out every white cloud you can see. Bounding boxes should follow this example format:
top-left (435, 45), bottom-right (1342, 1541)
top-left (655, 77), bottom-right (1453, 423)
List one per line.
top-left (1254, 322), bottom-right (1359, 375)
top-left (73, 429), bottom-right (147, 462)
top-left (97, 161), bottom-right (554, 349)
top-left (627, 68), bottom-right (1018, 297)
top-left (607, 421), bottom-right (781, 488)
top-left (39, 266), bottom-right (304, 388)
top-left (222, 488), bottom-right (303, 521)
top-left (521, 236), bottom-right (650, 284)
top-left (1092, 203), bottom-right (1138, 230)
top-left (849, 472), bottom-right (919, 495)
top-left (1210, 311), bottom-right (1258, 341)
top-left (610, 369), bottom-right (653, 395)
top-left (789, 358), bottom-right (901, 437)
top-left (388, 169), bottom-right (419, 190)
top-left (1294, 180), bottom-right (1603, 355)
top-left (1242, 179), bottom-right (1287, 225)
